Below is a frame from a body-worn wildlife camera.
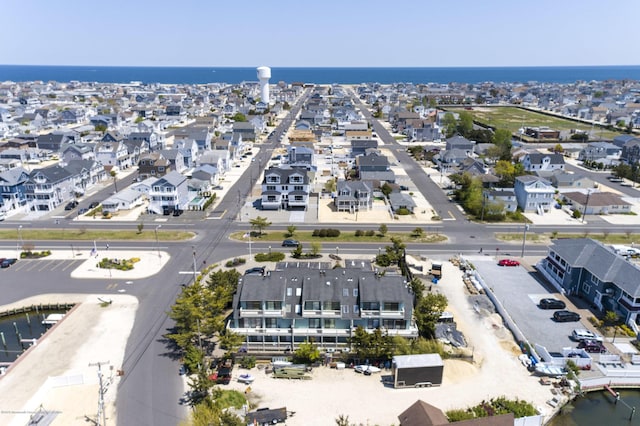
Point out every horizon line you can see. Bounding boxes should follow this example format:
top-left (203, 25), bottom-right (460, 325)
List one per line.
top-left (2, 64), bottom-right (640, 69)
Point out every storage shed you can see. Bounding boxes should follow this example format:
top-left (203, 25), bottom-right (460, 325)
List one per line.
top-left (392, 354), bottom-right (443, 388)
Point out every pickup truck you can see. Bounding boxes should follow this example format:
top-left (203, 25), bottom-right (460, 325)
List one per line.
top-left (272, 368), bottom-right (311, 380)
top-left (246, 407), bottom-right (288, 425)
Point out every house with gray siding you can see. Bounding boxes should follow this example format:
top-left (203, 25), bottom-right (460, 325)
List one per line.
top-left (538, 238), bottom-right (640, 331)
top-left (514, 175), bottom-right (555, 213)
top-left (228, 261), bottom-right (418, 352)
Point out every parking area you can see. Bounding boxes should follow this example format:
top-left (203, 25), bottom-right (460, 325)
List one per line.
top-left (471, 256), bottom-right (594, 352)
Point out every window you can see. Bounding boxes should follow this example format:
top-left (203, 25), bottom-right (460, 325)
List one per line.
top-left (294, 185), bottom-right (303, 191)
top-left (244, 301), bottom-right (261, 310)
top-left (582, 282), bottom-right (591, 293)
top-left (265, 301), bottom-right (281, 310)
top-left (324, 301), bottom-right (340, 311)
top-left (287, 288), bottom-right (292, 296)
top-left (343, 288), bottom-right (349, 297)
top-left (324, 318), bottom-right (335, 328)
top-left (296, 288), bottom-right (302, 296)
top-left (342, 305), bottom-right (349, 314)
top-left (353, 289), bottom-right (358, 297)
top-left (309, 318), bottom-right (321, 328)
top-left (382, 302), bottom-right (400, 311)
top-left (265, 318), bottom-right (277, 328)
top-left (266, 185), bottom-right (276, 191)
top-left (353, 305), bottom-right (359, 314)
top-left (304, 301), bottom-right (321, 310)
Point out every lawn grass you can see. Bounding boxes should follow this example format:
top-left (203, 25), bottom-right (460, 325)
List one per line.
top-left (448, 106), bottom-right (621, 140)
top-left (230, 230), bottom-right (448, 245)
top-left (0, 229), bottom-right (193, 241)
top-left (496, 232), bottom-right (640, 245)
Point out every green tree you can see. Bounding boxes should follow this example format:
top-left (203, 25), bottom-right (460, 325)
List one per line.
top-left (291, 244), bottom-right (303, 258)
top-left (95, 124), bottom-right (107, 133)
top-left (309, 241), bottom-right (322, 256)
top-left (286, 225), bottom-right (297, 238)
top-left (492, 128), bottom-right (513, 160)
top-left (293, 340), bottom-right (321, 364)
top-left (378, 224), bottom-right (388, 237)
top-left (137, 222), bottom-right (144, 234)
top-left (324, 178), bottom-right (337, 193)
top-left (414, 293), bottom-right (448, 338)
top-left (249, 216), bottom-right (271, 235)
top-left (442, 112), bottom-right (457, 138)
top-left (231, 112), bottom-right (247, 122)
top-left (411, 227), bottom-right (424, 238)
top-left (553, 143), bottom-right (564, 153)
top-left (409, 277), bottom-right (426, 300)
top-left (380, 182), bottom-right (393, 197)
top-left (218, 330), bottom-right (244, 354)
top-left (456, 111), bottom-right (474, 136)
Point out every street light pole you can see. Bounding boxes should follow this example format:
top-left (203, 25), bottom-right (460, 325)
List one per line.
top-left (17, 225), bottom-right (22, 259)
top-left (192, 246), bottom-right (197, 281)
top-left (521, 224), bottom-right (530, 258)
top-left (582, 190), bottom-right (591, 223)
top-left (154, 225), bottom-right (161, 259)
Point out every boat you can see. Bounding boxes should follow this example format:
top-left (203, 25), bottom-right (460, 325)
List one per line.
top-left (518, 354), bottom-right (532, 368)
top-left (534, 362), bottom-right (566, 378)
top-left (238, 373), bottom-right (255, 384)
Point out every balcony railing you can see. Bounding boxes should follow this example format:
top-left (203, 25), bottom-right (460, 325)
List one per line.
top-left (301, 309), bottom-right (340, 318)
top-left (239, 308), bottom-right (284, 317)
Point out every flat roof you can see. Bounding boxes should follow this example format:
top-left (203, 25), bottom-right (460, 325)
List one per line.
top-left (392, 353), bottom-right (443, 368)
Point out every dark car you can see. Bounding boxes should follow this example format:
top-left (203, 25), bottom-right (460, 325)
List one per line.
top-left (282, 239), bottom-right (300, 247)
top-left (88, 201), bottom-right (100, 209)
top-left (553, 310), bottom-right (581, 322)
top-left (0, 258), bottom-right (17, 268)
top-left (64, 201), bottom-right (78, 210)
top-left (539, 298), bottom-right (566, 310)
top-left (578, 339), bottom-right (607, 353)
top-left (244, 267), bottom-right (265, 276)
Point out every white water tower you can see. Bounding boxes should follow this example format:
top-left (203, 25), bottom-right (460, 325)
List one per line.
top-left (256, 66), bottom-right (271, 104)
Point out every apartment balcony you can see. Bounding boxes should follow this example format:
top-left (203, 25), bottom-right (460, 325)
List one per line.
top-left (301, 309), bottom-right (341, 318)
top-left (361, 309), bottom-right (405, 319)
top-left (33, 187), bottom-right (55, 195)
top-left (230, 327), bottom-right (350, 337)
top-left (239, 308), bottom-right (284, 318)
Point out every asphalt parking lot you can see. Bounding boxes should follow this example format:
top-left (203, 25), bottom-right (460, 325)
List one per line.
top-left (472, 256), bottom-right (590, 353)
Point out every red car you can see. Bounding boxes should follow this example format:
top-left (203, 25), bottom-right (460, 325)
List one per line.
top-left (498, 259), bottom-right (520, 267)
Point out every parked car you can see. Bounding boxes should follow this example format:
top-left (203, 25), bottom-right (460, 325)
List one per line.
top-left (88, 201), bottom-right (100, 209)
top-left (498, 259), bottom-right (520, 267)
top-left (571, 329), bottom-right (602, 342)
top-left (539, 298), bottom-right (566, 310)
top-left (78, 208), bottom-right (89, 215)
top-left (282, 239), bottom-right (300, 247)
top-left (64, 201), bottom-right (78, 210)
top-left (244, 267), bottom-right (265, 276)
top-left (1, 258), bottom-right (17, 268)
top-left (578, 339), bottom-right (607, 353)
top-left (553, 310), bottom-right (581, 322)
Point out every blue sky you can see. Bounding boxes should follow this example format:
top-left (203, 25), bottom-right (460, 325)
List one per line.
top-left (1, 0), bottom-right (638, 67)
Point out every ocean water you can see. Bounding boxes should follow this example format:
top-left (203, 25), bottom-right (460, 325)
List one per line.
top-left (1, 65), bottom-right (639, 85)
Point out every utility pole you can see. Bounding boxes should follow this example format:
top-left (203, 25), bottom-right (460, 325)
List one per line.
top-left (89, 361), bottom-right (111, 426)
top-left (192, 245), bottom-right (197, 281)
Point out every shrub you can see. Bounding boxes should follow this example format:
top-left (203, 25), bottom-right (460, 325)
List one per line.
top-left (327, 229), bottom-right (340, 237)
top-left (572, 209), bottom-right (582, 219)
top-left (312, 229), bottom-right (320, 237)
top-left (621, 324), bottom-right (637, 337)
top-left (396, 208), bottom-right (411, 215)
top-left (225, 257), bottom-right (247, 267)
top-left (239, 356), bottom-right (256, 369)
top-left (355, 229), bottom-right (363, 237)
top-left (318, 229), bottom-right (327, 237)
top-left (365, 230), bottom-right (375, 237)
top-left (254, 252), bottom-right (285, 262)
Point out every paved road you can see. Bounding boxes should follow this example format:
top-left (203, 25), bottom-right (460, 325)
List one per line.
top-left (0, 87), bottom-right (636, 424)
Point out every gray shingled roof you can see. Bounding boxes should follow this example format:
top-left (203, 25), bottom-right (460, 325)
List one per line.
top-left (550, 238), bottom-right (640, 297)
